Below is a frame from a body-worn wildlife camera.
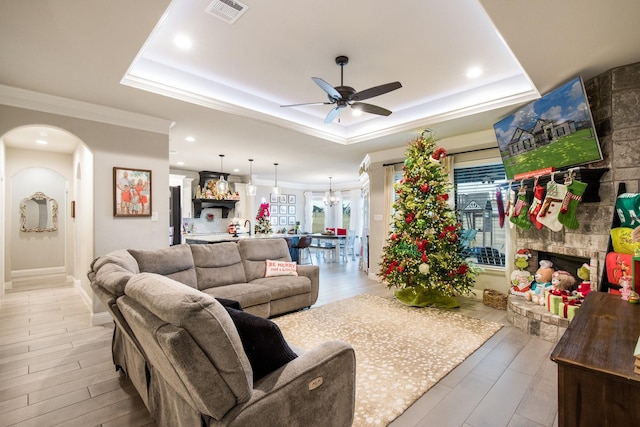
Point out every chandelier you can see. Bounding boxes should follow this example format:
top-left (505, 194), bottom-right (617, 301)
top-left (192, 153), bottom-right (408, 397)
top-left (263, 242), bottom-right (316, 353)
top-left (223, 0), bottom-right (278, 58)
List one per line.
top-left (216, 154), bottom-right (229, 195)
top-left (323, 177), bottom-right (338, 207)
top-left (246, 159), bottom-right (257, 196)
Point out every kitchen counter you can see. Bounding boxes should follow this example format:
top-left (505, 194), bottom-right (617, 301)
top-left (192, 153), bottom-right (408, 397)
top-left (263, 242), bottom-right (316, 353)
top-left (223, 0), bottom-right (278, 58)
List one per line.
top-left (184, 233), bottom-right (295, 244)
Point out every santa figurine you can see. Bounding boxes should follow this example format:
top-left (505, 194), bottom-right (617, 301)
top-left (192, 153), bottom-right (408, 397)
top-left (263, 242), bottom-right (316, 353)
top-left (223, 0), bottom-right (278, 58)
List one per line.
top-left (429, 147), bottom-right (447, 164)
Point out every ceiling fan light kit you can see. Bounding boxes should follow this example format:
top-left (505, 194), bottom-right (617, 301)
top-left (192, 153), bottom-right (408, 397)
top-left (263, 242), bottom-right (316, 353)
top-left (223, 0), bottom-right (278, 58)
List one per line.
top-left (281, 55), bottom-right (402, 124)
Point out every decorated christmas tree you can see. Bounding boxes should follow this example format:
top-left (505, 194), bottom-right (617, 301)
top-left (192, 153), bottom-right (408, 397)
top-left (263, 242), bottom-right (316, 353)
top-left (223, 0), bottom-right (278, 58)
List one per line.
top-left (254, 202), bottom-right (272, 235)
top-left (379, 131), bottom-right (479, 308)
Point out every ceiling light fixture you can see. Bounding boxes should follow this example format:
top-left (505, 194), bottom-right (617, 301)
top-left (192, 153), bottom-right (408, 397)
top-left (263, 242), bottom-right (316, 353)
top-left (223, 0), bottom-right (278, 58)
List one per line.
top-left (466, 66), bottom-right (483, 79)
top-left (272, 163), bottom-right (280, 196)
top-left (185, 136), bottom-right (195, 142)
top-left (323, 177), bottom-right (338, 207)
top-left (36, 139), bottom-right (48, 145)
top-left (216, 154), bottom-right (229, 195)
top-left (173, 34), bottom-right (192, 50)
top-left (246, 159), bottom-right (257, 196)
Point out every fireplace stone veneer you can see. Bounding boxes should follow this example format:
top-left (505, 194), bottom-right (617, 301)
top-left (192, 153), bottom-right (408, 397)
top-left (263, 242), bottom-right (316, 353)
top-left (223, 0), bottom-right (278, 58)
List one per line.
top-left (507, 296), bottom-right (570, 342)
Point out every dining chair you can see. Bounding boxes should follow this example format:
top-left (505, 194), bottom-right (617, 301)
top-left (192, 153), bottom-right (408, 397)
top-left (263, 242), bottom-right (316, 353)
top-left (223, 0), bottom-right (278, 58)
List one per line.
top-left (292, 235), bottom-right (313, 265)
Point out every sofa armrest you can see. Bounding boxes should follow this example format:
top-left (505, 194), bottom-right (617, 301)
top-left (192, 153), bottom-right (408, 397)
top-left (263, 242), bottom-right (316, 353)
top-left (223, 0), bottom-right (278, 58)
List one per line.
top-left (296, 265), bottom-right (319, 306)
top-left (222, 340), bottom-right (355, 427)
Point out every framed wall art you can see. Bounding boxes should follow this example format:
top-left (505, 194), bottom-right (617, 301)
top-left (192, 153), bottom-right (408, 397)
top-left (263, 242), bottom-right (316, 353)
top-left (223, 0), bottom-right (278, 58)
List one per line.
top-left (114, 167), bottom-right (152, 217)
top-left (288, 194), bottom-right (296, 204)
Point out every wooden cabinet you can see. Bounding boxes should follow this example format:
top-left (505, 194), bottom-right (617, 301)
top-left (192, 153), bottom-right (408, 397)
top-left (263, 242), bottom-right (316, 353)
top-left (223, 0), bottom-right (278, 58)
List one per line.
top-left (551, 292), bottom-right (640, 426)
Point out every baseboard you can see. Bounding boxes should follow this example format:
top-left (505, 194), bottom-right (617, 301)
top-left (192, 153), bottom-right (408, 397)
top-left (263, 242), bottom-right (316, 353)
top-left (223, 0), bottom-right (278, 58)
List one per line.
top-left (4, 281), bottom-right (12, 290)
top-left (72, 277), bottom-right (93, 310)
top-left (11, 266), bottom-right (66, 277)
top-left (92, 311), bottom-right (113, 326)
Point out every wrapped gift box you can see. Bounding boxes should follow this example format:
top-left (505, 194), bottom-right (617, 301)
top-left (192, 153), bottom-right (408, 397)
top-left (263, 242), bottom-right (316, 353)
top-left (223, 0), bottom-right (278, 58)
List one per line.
top-left (546, 291), bottom-right (578, 315)
top-left (562, 299), bottom-right (582, 320)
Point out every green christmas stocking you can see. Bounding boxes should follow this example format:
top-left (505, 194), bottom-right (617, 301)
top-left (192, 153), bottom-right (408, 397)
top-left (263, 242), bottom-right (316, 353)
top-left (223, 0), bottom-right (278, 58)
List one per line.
top-left (536, 181), bottom-right (567, 232)
top-left (558, 179), bottom-right (588, 230)
top-left (510, 188), bottom-right (531, 230)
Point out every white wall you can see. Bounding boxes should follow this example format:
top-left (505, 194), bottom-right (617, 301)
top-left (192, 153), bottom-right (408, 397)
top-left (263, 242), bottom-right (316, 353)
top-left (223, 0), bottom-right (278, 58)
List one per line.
top-left (9, 161), bottom-right (69, 274)
top-left (0, 140), bottom-right (5, 295)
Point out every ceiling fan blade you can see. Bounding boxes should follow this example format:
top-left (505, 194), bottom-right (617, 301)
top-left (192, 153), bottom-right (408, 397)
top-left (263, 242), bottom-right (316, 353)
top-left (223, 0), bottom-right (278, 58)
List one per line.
top-left (280, 101), bottom-right (333, 108)
top-left (324, 107), bottom-right (341, 124)
top-left (352, 81), bottom-right (402, 101)
top-left (312, 77), bottom-right (341, 100)
top-left (352, 102), bottom-right (392, 116)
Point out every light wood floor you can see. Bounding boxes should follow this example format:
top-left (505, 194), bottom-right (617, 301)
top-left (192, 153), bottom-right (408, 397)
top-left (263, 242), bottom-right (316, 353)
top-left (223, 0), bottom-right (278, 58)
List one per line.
top-left (0, 260), bottom-right (558, 427)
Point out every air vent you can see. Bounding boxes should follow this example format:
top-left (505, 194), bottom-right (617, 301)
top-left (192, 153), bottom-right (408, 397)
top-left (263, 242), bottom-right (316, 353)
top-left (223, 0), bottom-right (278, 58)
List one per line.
top-left (205, 0), bottom-right (248, 24)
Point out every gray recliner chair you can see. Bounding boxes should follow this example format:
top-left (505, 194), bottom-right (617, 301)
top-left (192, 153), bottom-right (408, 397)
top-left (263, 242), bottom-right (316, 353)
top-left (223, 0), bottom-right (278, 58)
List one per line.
top-left (117, 273), bottom-right (356, 427)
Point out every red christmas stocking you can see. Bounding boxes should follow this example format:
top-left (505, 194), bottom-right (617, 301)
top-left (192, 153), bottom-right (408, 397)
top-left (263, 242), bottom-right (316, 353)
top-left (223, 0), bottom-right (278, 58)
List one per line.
top-left (528, 183), bottom-right (545, 230)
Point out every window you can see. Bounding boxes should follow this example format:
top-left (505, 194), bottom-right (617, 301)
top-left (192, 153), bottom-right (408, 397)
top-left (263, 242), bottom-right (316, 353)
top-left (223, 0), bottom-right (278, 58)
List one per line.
top-left (454, 163), bottom-right (507, 267)
top-left (311, 193), bottom-right (351, 233)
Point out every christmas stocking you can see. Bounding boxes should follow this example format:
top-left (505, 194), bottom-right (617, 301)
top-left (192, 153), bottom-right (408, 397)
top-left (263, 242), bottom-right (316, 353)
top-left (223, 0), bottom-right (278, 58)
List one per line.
top-left (536, 180), bottom-right (567, 232)
top-left (558, 179), bottom-right (588, 229)
top-left (506, 188), bottom-right (517, 229)
top-left (528, 183), bottom-right (546, 230)
top-left (510, 187), bottom-right (531, 230)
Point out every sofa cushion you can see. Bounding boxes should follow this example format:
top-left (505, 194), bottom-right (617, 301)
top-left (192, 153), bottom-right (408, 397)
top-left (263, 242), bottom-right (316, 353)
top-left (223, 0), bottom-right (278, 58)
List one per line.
top-left (251, 276), bottom-right (312, 300)
top-left (238, 239), bottom-right (292, 282)
top-left (201, 283), bottom-right (271, 310)
top-left (265, 260), bottom-right (298, 277)
top-left (191, 243), bottom-right (247, 290)
top-left (94, 262), bottom-right (135, 298)
top-left (225, 307), bottom-right (297, 381)
top-left (124, 273), bottom-right (252, 402)
top-left (129, 245), bottom-right (197, 288)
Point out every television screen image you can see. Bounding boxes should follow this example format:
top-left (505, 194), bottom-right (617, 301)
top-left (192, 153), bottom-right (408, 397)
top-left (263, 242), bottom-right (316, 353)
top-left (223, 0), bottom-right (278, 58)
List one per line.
top-left (493, 76), bottom-right (602, 180)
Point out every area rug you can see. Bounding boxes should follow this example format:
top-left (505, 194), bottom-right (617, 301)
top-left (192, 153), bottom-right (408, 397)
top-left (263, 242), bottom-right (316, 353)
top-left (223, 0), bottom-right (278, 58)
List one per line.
top-left (273, 293), bottom-right (502, 426)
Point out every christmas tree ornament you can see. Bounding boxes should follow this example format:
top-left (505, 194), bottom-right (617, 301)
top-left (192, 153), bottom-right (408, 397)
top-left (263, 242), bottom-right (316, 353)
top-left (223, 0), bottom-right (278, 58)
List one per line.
top-left (536, 176), bottom-right (567, 232)
top-left (558, 177), bottom-right (588, 229)
top-left (510, 184), bottom-right (532, 230)
top-left (528, 179), bottom-right (546, 230)
top-left (419, 263), bottom-right (430, 274)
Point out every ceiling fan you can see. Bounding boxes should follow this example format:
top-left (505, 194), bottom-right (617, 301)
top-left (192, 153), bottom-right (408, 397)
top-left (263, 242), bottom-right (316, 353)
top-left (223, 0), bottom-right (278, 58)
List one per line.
top-left (281, 55), bottom-right (402, 124)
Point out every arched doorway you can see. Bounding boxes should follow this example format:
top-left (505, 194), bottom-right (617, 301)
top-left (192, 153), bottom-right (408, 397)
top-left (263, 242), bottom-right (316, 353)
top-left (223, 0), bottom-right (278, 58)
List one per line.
top-left (2, 125), bottom-right (92, 292)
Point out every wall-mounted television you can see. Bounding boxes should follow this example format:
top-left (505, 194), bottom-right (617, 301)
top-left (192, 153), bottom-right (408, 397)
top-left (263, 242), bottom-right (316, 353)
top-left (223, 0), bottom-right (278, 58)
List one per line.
top-left (493, 76), bottom-right (602, 180)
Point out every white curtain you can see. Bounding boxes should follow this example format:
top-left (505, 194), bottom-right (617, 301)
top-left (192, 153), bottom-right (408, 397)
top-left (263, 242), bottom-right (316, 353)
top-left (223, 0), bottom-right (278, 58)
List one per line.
top-left (349, 188), bottom-right (362, 236)
top-left (442, 154), bottom-right (455, 209)
top-left (383, 165), bottom-right (396, 240)
top-left (303, 191), bottom-right (313, 233)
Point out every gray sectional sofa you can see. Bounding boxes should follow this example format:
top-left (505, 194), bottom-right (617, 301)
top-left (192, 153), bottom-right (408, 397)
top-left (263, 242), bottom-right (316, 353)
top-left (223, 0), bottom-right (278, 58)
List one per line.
top-left (89, 238), bottom-right (356, 426)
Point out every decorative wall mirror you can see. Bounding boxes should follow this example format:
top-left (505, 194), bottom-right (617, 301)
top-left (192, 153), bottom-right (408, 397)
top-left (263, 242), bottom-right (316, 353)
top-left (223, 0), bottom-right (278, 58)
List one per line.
top-left (20, 192), bottom-right (58, 232)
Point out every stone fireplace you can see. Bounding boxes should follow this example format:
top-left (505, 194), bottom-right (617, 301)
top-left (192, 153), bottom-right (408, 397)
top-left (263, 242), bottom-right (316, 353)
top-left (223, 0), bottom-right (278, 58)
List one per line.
top-left (507, 61), bottom-right (640, 340)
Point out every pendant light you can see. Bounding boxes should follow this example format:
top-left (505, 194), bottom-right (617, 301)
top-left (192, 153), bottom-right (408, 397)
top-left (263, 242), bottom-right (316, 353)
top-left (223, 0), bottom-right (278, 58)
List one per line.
top-left (246, 159), bottom-right (257, 196)
top-left (323, 176), bottom-right (338, 207)
top-left (272, 163), bottom-right (280, 196)
top-left (216, 154), bottom-right (229, 195)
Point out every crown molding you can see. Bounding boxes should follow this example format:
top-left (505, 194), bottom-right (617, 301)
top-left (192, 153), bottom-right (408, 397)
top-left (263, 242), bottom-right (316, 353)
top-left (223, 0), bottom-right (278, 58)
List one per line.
top-left (0, 84), bottom-right (173, 134)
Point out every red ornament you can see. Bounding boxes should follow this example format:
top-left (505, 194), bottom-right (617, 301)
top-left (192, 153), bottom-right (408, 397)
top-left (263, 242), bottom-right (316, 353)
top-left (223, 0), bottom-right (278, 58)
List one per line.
top-left (432, 147), bottom-right (447, 161)
top-left (421, 253), bottom-right (428, 262)
top-left (420, 184), bottom-right (430, 193)
top-left (458, 264), bottom-right (468, 275)
top-left (391, 233), bottom-right (398, 240)
top-left (405, 213), bottom-right (415, 224)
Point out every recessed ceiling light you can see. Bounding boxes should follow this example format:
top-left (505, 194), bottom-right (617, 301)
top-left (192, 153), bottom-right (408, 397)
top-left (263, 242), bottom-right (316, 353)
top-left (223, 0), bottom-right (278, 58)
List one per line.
top-left (173, 34), bottom-right (193, 50)
top-left (352, 108), bottom-right (363, 117)
top-left (466, 66), bottom-right (483, 79)
top-left (177, 161), bottom-right (185, 166)
top-left (233, 168), bottom-right (240, 173)
top-left (36, 139), bottom-right (48, 145)
top-left (185, 136), bottom-right (195, 142)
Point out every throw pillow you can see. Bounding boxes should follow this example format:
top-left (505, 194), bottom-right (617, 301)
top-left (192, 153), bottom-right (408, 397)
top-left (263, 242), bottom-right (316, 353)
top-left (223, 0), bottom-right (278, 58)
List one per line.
top-left (224, 307), bottom-right (297, 381)
top-left (610, 227), bottom-right (640, 255)
top-left (215, 298), bottom-right (243, 311)
top-left (264, 260), bottom-right (298, 277)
